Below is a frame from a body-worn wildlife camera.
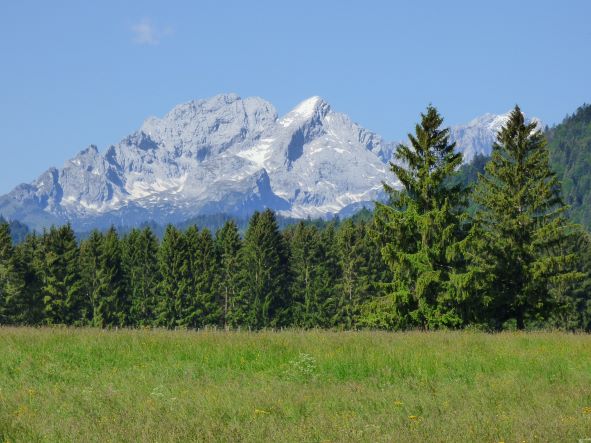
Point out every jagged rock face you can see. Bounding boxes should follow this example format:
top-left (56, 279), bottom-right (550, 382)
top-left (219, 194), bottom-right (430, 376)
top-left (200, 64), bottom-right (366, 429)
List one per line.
top-left (450, 112), bottom-right (542, 162)
top-left (0, 93), bottom-right (537, 230)
top-left (234, 97), bottom-right (395, 218)
top-left (0, 94), bottom-right (397, 230)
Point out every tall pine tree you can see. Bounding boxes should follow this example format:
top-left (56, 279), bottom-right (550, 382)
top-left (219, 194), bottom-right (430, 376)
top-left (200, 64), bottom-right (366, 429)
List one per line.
top-left (373, 105), bottom-right (469, 329)
top-left (237, 210), bottom-right (289, 328)
top-left (39, 224), bottom-right (82, 325)
top-left (286, 222), bottom-right (333, 328)
top-left (94, 227), bottom-right (128, 327)
top-left (184, 226), bottom-right (220, 327)
top-left (330, 220), bottom-right (370, 328)
top-left (12, 233), bottom-right (44, 324)
top-left (0, 222), bottom-right (24, 324)
top-left (123, 227), bottom-right (160, 326)
top-left (468, 106), bottom-right (582, 329)
top-left (215, 220), bottom-right (242, 328)
top-left (79, 230), bottom-right (104, 325)
top-left (156, 225), bottom-right (192, 328)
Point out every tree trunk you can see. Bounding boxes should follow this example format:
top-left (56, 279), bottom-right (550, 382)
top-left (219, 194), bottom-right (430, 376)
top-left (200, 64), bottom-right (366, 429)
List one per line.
top-left (516, 309), bottom-right (525, 330)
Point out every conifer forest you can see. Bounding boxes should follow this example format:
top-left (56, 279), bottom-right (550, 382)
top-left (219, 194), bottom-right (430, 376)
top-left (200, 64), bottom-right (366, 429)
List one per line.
top-left (2, 106), bottom-right (591, 331)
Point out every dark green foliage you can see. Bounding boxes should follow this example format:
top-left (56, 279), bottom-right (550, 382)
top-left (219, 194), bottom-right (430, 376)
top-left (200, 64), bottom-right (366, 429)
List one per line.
top-left (156, 225), bottom-right (192, 328)
top-left (39, 224), bottom-right (82, 324)
top-left (285, 222), bottom-right (333, 328)
top-left (544, 229), bottom-right (591, 330)
top-left (11, 234), bottom-right (44, 324)
top-left (467, 106), bottom-right (582, 329)
top-left (215, 221), bottom-right (242, 328)
top-left (451, 154), bottom-right (489, 217)
top-left (94, 227), bottom-right (128, 327)
top-left (185, 226), bottom-right (220, 327)
top-left (334, 220), bottom-right (366, 327)
top-left (329, 220), bottom-right (386, 328)
top-left (3, 104), bottom-right (591, 331)
top-left (371, 106), bottom-right (469, 329)
top-left (122, 228), bottom-right (160, 326)
top-left (453, 154), bottom-right (489, 189)
top-left (79, 230), bottom-right (103, 325)
top-left (546, 104), bottom-right (591, 228)
top-left (0, 217), bottom-right (30, 244)
top-left (237, 210), bottom-right (289, 329)
top-left (76, 212), bottom-right (338, 241)
top-left (0, 222), bottom-right (24, 323)
top-left (456, 105), bottom-right (591, 231)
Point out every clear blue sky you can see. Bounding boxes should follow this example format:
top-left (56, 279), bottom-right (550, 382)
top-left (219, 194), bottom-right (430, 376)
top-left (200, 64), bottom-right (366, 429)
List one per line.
top-left (1, 0), bottom-right (590, 193)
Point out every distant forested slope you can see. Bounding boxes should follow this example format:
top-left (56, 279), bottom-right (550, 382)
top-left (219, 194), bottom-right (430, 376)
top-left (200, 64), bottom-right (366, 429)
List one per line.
top-left (453, 104), bottom-right (591, 230)
top-left (546, 104), bottom-right (591, 228)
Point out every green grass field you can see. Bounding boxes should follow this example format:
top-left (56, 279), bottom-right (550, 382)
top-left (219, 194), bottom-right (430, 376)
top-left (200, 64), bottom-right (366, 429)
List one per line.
top-left (1, 328), bottom-right (591, 442)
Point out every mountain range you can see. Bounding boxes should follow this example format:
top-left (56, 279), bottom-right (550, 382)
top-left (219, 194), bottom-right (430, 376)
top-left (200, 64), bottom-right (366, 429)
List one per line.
top-left (0, 93), bottom-right (535, 230)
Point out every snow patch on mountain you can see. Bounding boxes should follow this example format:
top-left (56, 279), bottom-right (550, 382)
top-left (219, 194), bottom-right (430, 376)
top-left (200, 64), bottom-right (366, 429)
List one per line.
top-left (0, 94), bottom-right (397, 230)
top-left (0, 93), bottom-right (533, 231)
top-left (451, 111), bottom-right (542, 162)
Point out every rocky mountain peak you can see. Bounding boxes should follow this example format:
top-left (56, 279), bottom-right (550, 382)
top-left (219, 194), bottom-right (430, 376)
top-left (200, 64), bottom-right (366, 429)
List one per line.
top-left (0, 94), bottom-right (531, 231)
top-left (450, 110), bottom-right (542, 162)
top-left (278, 96), bottom-right (331, 128)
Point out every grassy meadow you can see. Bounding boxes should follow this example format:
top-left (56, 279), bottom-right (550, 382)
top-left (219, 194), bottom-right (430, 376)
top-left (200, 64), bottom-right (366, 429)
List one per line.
top-left (1, 328), bottom-right (591, 442)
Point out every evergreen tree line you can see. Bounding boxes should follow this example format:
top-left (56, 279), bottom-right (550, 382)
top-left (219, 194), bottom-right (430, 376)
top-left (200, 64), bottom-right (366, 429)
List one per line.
top-left (0, 213), bottom-right (388, 329)
top-left (1, 105), bottom-right (590, 330)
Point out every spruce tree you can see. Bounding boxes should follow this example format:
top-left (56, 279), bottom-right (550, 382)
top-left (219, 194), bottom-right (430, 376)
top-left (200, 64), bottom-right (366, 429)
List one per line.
top-left (373, 105), bottom-right (469, 329)
top-left (468, 106), bottom-right (582, 329)
top-left (122, 227), bottom-right (160, 326)
top-left (327, 220), bottom-right (388, 329)
top-left (329, 220), bottom-right (369, 328)
top-left (238, 210), bottom-right (289, 328)
top-left (156, 225), bottom-right (191, 328)
top-left (12, 233), bottom-right (44, 325)
top-left (215, 220), bottom-right (242, 328)
top-left (317, 222), bottom-right (340, 327)
top-left (0, 222), bottom-right (24, 324)
top-left (94, 227), bottom-right (128, 327)
top-left (40, 224), bottom-right (82, 324)
top-left (79, 230), bottom-right (104, 325)
top-left (545, 229), bottom-right (591, 330)
top-left (184, 226), bottom-right (220, 327)
top-left (286, 222), bottom-right (333, 328)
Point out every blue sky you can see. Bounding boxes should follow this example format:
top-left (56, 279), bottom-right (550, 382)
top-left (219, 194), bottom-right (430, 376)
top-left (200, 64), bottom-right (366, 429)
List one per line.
top-left (0, 0), bottom-right (590, 193)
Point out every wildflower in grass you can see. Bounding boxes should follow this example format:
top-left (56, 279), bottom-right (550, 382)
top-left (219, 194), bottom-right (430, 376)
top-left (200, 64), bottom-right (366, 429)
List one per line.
top-left (255, 408), bottom-right (270, 415)
top-left (394, 400), bottom-right (403, 406)
top-left (14, 405), bottom-right (28, 417)
top-left (560, 415), bottom-right (577, 424)
top-left (582, 406), bottom-right (591, 415)
top-left (408, 415), bottom-right (418, 420)
top-left (286, 353), bottom-right (317, 380)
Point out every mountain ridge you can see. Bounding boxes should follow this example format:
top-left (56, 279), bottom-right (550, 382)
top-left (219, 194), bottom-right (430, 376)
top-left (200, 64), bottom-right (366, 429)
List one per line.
top-left (0, 94), bottom-right (532, 230)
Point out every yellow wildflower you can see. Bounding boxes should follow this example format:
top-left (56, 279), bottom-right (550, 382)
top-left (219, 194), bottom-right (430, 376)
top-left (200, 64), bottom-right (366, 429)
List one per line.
top-left (14, 405), bottom-right (28, 417)
top-left (560, 415), bottom-right (577, 424)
